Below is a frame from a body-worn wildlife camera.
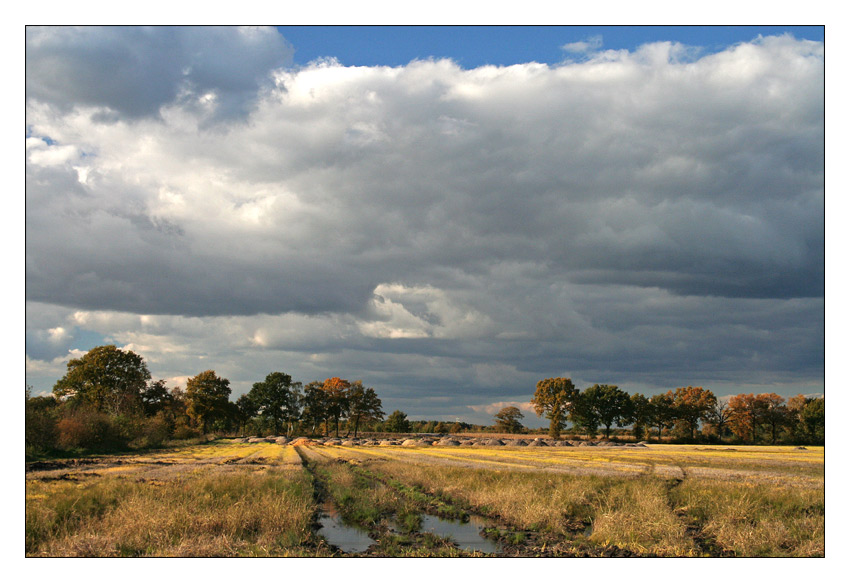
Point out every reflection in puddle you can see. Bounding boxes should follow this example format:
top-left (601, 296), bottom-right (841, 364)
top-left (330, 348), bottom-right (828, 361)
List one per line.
top-left (317, 502), bottom-right (375, 554)
top-left (420, 514), bottom-right (502, 555)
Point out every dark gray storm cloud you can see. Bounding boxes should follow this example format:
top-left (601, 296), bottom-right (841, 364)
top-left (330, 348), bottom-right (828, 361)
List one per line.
top-left (26, 26), bottom-right (293, 119)
top-left (25, 29), bottom-right (824, 416)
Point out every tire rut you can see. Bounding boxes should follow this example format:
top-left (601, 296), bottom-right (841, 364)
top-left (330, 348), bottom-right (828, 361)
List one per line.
top-left (664, 466), bottom-right (735, 557)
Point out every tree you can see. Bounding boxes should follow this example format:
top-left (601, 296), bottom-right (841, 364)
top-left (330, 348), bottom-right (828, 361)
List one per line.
top-left (584, 384), bottom-right (631, 439)
top-left (799, 397), bottom-right (824, 444)
top-left (248, 372), bottom-right (301, 435)
top-left (754, 393), bottom-right (789, 444)
top-left (671, 386), bottom-right (717, 440)
top-left (648, 392), bottom-right (675, 441)
top-left (235, 394), bottom-right (258, 436)
top-left (531, 378), bottom-right (577, 439)
top-left (141, 379), bottom-right (174, 417)
top-left (185, 370), bottom-right (232, 433)
top-left (704, 399), bottom-right (732, 442)
top-left (385, 410), bottom-right (410, 433)
top-left (629, 393), bottom-right (652, 441)
top-left (26, 387), bottom-right (59, 453)
top-left (494, 406), bottom-right (525, 433)
top-left (569, 388), bottom-right (601, 439)
top-left (728, 393), bottom-right (758, 443)
top-left (53, 345), bottom-right (151, 415)
top-left (347, 381), bottom-right (384, 438)
top-left (301, 381), bottom-right (327, 435)
top-left (321, 377), bottom-right (351, 437)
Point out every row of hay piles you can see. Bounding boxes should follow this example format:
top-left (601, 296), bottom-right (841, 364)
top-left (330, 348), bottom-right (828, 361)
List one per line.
top-left (228, 435), bottom-right (647, 448)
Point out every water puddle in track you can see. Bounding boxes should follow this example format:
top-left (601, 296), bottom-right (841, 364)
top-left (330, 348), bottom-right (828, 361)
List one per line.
top-left (317, 501), bottom-right (376, 554)
top-left (420, 514), bottom-right (502, 555)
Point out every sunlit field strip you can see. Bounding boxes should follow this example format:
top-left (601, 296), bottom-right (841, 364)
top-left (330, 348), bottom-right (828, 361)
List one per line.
top-left (426, 447), bottom-right (823, 483)
top-left (332, 446), bottom-right (572, 471)
top-left (326, 445), bottom-right (823, 485)
top-left (325, 445), bottom-right (530, 468)
top-left (374, 446), bottom-right (650, 472)
top-left (454, 445), bottom-right (825, 473)
top-left (419, 448), bottom-right (648, 472)
top-left (637, 445), bottom-right (823, 463)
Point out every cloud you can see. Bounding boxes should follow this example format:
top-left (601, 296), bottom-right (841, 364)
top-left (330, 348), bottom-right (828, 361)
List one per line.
top-left (562, 35), bottom-right (603, 54)
top-left (25, 30), bottom-right (824, 421)
top-left (26, 26), bottom-right (293, 120)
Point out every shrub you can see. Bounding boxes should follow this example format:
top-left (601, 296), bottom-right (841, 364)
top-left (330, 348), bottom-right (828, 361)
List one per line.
top-left (129, 413), bottom-right (172, 449)
top-left (172, 422), bottom-right (201, 440)
top-left (56, 408), bottom-right (128, 451)
top-left (26, 406), bottom-right (58, 455)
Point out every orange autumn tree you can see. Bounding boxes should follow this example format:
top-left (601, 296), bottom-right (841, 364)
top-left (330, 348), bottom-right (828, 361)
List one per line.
top-left (321, 377), bottom-right (351, 436)
top-left (728, 393), bottom-right (758, 442)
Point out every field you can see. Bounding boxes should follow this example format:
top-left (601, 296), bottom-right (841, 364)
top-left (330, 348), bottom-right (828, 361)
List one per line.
top-left (25, 437), bottom-right (824, 557)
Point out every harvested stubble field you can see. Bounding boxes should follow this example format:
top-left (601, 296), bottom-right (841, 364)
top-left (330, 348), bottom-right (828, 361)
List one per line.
top-left (25, 438), bottom-right (824, 557)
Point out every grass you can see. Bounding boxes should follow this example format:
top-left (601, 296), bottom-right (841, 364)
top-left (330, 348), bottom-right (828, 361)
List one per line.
top-left (668, 479), bottom-right (825, 557)
top-left (26, 439), bottom-right (825, 557)
top-left (26, 445), bottom-right (322, 557)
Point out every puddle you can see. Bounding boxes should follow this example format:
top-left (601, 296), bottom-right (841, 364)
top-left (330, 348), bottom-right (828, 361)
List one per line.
top-left (317, 502), bottom-right (376, 554)
top-left (419, 514), bottom-right (502, 555)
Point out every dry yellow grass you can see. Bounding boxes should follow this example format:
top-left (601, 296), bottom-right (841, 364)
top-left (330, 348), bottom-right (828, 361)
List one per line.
top-left (26, 441), bottom-right (321, 557)
top-left (315, 442), bottom-right (824, 557)
top-left (26, 440), bottom-right (824, 557)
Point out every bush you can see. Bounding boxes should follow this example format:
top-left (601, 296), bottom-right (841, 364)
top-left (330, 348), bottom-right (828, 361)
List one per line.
top-left (172, 422), bottom-right (201, 440)
top-left (56, 408), bottom-right (128, 451)
top-left (26, 408), bottom-right (58, 456)
top-left (129, 414), bottom-right (172, 449)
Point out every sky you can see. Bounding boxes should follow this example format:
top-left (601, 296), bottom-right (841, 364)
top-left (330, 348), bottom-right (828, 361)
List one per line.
top-left (24, 25), bottom-right (825, 427)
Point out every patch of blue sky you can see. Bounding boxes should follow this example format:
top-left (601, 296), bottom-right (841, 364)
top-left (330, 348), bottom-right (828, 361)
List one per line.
top-left (276, 25), bottom-right (824, 69)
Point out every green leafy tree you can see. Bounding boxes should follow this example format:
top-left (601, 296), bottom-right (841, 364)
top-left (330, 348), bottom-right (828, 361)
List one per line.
top-left (629, 393), bottom-right (652, 440)
top-left (301, 381), bottom-right (327, 435)
top-left (385, 410), bottom-right (410, 433)
top-left (531, 377), bottom-right (578, 439)
top-left (185, 370), bottom-right (232, 433)
top-left (248, 372), bottom-right (302, 435)
top-left (234, 394), bottom-right (258, 436)
top-left (648, 392), bottom-right (675, 441)
top-left (671, 386), bottom-right (717, 440)
top-left (754, 393), bottom-right (789, 444)
top-left (584, 384), bottom-right (631, 439)
top-left (799, 397), bottom-right (824, 444)
top-left (26, 387), bottom-right (59, 454)
top-left (53, 345), bottom-right (151, 415)
top-left (494, 406), bottom-right (525, 433)
top-left (141, 379), bottom-right (174, 417)
top-left (347, 381), bottom-right (383, 438)
top-left (569, 387), bottom-right (601, 439)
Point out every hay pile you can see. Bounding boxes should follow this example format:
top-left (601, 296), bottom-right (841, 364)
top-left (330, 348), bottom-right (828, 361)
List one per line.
top-left (288, 437), bottom-right (314, 447)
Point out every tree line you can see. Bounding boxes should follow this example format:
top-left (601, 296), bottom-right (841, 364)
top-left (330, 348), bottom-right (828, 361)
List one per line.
top-left (529, 378), bottom-right (824, 444)
top-left (26, 345), bottom-right (393, 456)
top-left (25, 346), bottom-right (824, 457)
